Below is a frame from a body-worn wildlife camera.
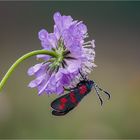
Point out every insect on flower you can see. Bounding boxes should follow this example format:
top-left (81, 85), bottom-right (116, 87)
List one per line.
top-left (0, 12), bottom-right (111, 117)
top-left (51, 71), bottom-right (110, 116)
top-left (28, 12), bottom-right (96, 95)
top-left (26, 12), bottom-right (111, 116)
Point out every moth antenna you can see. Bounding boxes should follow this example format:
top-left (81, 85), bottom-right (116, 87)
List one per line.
top-left (98, 87), bottom-right (111, 100)
top-left (93, 83), bottom-right (103, 106)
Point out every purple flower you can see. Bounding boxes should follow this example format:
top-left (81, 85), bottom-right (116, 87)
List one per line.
top-left (28, 12), bottom-right (96, 95)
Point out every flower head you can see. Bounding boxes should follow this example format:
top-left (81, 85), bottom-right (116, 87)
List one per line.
top-left (28, 12), bottom-right (96, 95)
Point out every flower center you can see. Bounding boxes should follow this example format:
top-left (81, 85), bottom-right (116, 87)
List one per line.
top-left (46, 39), bottom-right (71, 73)
top-left (55, 40), bottom-right (65, 65)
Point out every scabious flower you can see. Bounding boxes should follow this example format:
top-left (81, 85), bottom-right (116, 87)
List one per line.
top-left (28, 12), bottom-right (96, 95)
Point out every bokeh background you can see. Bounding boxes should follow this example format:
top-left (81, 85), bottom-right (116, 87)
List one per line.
top-left (0, 1), bottom-right (140, 139)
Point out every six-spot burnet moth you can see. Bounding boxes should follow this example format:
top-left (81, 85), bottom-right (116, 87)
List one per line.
top-left (51, 72), bottom-right (110, 116)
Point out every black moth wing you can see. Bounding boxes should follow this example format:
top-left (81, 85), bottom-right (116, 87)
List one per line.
top-left (51, 93), bottom-right (69, 111)
top-left (51, 91), bottom-right (78, 113)
top-left (52, 106), bottom-right (75, 116)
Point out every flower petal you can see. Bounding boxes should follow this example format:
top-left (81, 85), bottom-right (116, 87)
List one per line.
top-left (38, 29), bottom-right (48, 41)
top-left (28, 74), bottom-right (45, 88)
top-left (56, 85), bottom-right (64, 95)
top-left (53, 12), bottom-right (62, 31)
top-left (38, 73), bottom-right (55, 94)
top-left (66, 59), bottom-right (81, 73)
top-left (62, 15), bottom-right (73, 29)
top-left (27, 63), bottom-right (42, 76)
top-left (54, 25), bottom-right (60, 40)
top-left (36, 54), bottom-right (50, 61)
top-left (28, 12), bottom-right (96, 95)
top-left (47, 33), bottom-right (57, 48)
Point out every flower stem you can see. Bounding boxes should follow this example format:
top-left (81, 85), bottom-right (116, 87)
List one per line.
top-left (0, 50), bottom-right (58, 92)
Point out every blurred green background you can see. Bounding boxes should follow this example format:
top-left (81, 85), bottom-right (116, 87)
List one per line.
top-left (0, 1), bottom-right (140, 139)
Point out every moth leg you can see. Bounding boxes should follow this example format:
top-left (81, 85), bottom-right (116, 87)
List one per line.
top-left (63, 86), bottom-right (75, 91)
top-left (78, 69), bottom-right (87, 80)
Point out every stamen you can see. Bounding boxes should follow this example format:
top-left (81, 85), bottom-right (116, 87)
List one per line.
top-left (84, 33), bottom-right (89, 38)
top-left (83, 41), bottom-right (92, 45)
top-left (83, 45), bottom-right (92, 47)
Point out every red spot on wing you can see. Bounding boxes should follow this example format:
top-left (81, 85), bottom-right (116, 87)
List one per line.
top-left (79, 85), bottom-right (87, 95)
top-left (59, 104), bottom-right (65, 110)
top-left (70, 92), bottom-right (77, 103)
top-left (58, 97), bottom-right (68, 110)
top-left (60, 97), bottom-right (67, 103)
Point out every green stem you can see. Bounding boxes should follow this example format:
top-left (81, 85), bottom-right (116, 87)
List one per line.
top-left (0, 50), bottom-right (58, 92)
